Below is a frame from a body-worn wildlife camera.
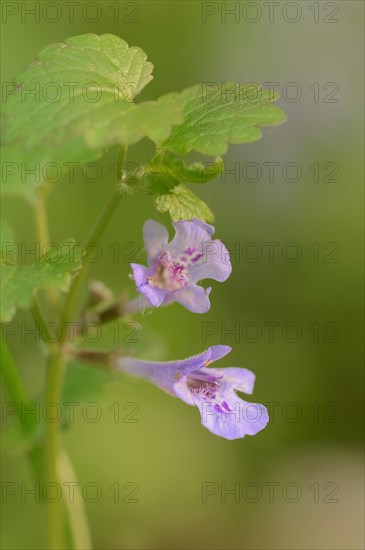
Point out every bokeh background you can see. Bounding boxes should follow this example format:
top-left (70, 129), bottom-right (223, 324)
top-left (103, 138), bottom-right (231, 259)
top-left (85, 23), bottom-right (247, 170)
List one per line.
top-left (1, 1), bottom-right (364, 549)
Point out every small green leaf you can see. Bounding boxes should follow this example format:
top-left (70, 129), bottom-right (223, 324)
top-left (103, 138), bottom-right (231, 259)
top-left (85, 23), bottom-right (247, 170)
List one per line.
top-left (2, 34), bottom-right (183, 170)
top-left (1, 239), bottom-right (82, 322)
top-left (159, 82), bottom-right (286, 155)
top-left (143, 153), bottom-right (223, 195)
top-left (143, 170), bottom-right (179, 196)
top-left (153, 184), bottom-right (214, 222)
top-left (143, 155), bottom-right (219, 221)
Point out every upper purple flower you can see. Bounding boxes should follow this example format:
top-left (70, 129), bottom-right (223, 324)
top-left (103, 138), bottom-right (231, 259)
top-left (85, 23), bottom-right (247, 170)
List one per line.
top-left (115, 345), bottom-right (269, 440)
top-left (130, 218), bottom-right (232, 313)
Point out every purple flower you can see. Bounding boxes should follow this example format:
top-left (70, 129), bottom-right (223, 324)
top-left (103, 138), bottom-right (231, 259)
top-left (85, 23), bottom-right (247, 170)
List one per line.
top-left (115, 345), bottom-right (269, 440)
top-left (130, 218), bottom-right (232, 313)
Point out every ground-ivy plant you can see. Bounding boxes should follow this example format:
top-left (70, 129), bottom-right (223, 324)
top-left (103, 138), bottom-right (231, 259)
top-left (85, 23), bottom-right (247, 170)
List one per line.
top-left (0, 33), bottom-right (286, 549)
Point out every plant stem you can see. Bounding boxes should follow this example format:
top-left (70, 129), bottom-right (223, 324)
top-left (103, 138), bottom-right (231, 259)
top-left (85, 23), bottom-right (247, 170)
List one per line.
top-left (41, 146), bottom-right (128, 549)
top-left (34, 190), bottom-right (50, 250)
top-left (31, 299), bottom-right (58, 347)
top-left (31, 192), bottom-right (66, 546)
top-left (32, 190), bottom-right (66, 547)
top-left (58, 449), bottom-right (92, 550)
top-left (0, 337), bottom-right (38, 459)
top-left (61, 146), bottom-right (127, 333)
top-left (29, 159), bottom-right (128, 547)
top-left (0, 338), bottom-right (29, 408)
top-left (34, 189), bottom-right (59, 313)
top-left (44, 349), bottom-right (66, 549)
top-left (0, 337), bottom-right (43, 478)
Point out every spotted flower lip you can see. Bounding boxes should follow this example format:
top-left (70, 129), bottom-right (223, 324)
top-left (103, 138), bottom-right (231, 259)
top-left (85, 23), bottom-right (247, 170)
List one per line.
top-left (115, 345), bottom-right (269, 440)
top-left (130, 218), bottom-right (232, 313)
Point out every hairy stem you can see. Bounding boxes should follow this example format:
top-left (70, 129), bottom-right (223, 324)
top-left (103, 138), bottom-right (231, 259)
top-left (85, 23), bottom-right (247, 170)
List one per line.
top-left (0, 337), bottom-right (43, 479)
top-left (42, 146), bottom-right (128, 548)
top-left (61, 146), bottom-right (127, 333)
top-left (44, 349), bottom-right (66, 549)
top-left (34, 190), bottom-right (50, 250)
top-left (31, 299), bottom-right (58, 347)
top-left (0, 338), bottom-right (29, 407)
top-left (34, 189), bottom-right (60, 313)
top-left (58, 449), bottom-right (93, 550)
top-left (31, 191), bottom-right (66, 546)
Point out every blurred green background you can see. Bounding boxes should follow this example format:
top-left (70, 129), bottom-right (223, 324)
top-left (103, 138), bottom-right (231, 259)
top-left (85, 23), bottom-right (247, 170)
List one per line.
top-left (1, 1), bottom-right (364, 549)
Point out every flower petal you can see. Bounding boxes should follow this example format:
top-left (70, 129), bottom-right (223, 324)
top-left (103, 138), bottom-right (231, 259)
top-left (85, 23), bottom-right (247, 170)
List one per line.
top-left (117, 348), bottom-right (213, 394)
top-left (175, 347), bottom-right (213, 375)
top-left (143, 219), bottom-right (169, 264)
top-left (208, 345), bottom-right (232, 362)
top-left (130, 263), bottom-right (149, 287)
top-left (137, 283), bottom-right (166, 307)
top-left (130, 262), bottom-right (165, 306)
top-left (173, 284), bottom-right (211, 313)
top-left (210, 367), bottom-right (256, 395)
top-left (196, 394), bottom-right (269, 440)
top-left (188, 239), bottom-right (232, 283)
top-left (172, 346), bottom-right (231, 404)
top-left (173, 376), bottom-right (195, 405)
top-left (169, 218), bottom-right (214, 257)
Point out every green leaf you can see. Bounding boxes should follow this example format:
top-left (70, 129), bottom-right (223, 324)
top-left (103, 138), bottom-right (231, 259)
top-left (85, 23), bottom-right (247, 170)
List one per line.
top-left (143, 168), bottom-right (179, 195)
top-left (143, 155), bottom-right (219, 221)
top-left (2, 34), bottom-right (183, 168)
top-left (84, 98), bottom-right (183, 149)
top-left (0, 239), bottom-right (82, 322)
top-left (143, 153), bottom-right (223, 195)
top-left (159, 82), bottom-right (286, 155)
top-left (153, 184), bottom-right (214, 222)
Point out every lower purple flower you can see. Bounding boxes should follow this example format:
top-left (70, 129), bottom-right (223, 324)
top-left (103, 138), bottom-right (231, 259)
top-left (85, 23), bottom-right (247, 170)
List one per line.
top-left (115, 345), bottom-right (269, 440)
